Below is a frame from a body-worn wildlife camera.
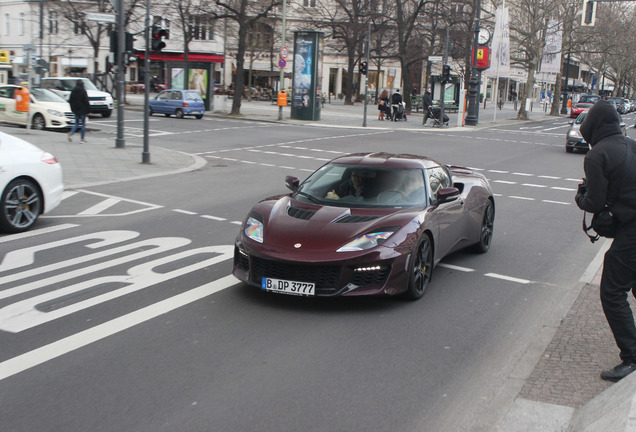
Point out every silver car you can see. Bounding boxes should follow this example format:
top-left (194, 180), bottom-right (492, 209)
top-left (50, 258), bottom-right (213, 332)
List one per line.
top-left (566, 112), bottom-right (627, 153)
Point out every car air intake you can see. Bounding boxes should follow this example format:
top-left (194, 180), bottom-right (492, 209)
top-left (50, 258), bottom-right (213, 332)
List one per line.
top-left (287, 206), bottom-right (316, 220)
top-left (334, 215), bottom-right (380, 223)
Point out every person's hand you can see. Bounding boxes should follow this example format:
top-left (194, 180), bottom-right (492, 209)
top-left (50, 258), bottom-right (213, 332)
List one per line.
top-left (325, 190), bottom-right (340, 200)
top-left (577, 179), bottom-right (587, 195)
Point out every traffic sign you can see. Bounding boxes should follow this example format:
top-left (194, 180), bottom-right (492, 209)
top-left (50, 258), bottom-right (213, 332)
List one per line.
top-left (280, 47), bottom-right (288, 59)
top-left (278, 59), bottom-right (287, 68)
top-left (87, 12), bottom-right (116, 23)
top-left (428, 56), bottom-right (443, 62)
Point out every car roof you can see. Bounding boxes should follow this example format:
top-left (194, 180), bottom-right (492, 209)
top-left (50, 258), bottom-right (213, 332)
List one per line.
top-left (330, 152), bottom-right (440, 169)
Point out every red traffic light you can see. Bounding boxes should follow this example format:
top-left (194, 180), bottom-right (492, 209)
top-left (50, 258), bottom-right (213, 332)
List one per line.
top-left (151, 26), bottom-right (168, 52)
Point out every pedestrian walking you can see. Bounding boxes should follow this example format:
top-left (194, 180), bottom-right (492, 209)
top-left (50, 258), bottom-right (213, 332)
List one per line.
top-left (575, 100), bottom-right (636, 382)
top-left (421, 86), bottom-right (433, 125)
top-left (68, 80), bottom-right (90, 144)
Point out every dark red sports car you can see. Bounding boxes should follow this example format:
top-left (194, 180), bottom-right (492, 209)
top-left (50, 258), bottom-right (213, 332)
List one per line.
top-left (233, 152), bottom-right (495, 300)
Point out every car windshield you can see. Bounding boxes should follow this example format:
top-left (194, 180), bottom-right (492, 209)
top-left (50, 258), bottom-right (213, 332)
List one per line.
top-left (297, 163), bottom-right (427, 208)
top-left (184, 91), bottom-right (203, 101)
top-left (579, 95), bottom-right (599, 103)
top-left (59, 79), bottom-right (98, 91)
top-left (31, 88), bottom-right (67, 103)
top-left (575, 113), bottom-right (586, 124)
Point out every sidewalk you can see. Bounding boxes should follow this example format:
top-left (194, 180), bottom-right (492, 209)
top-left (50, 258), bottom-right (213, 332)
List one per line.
top-left (2, 97), bottom-right (633, 431)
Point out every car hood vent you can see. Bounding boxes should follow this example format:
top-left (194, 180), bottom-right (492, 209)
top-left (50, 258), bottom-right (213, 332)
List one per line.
top-left (334, 214), bottom-right (380, 223)
top-left (287, 206), bottom-right (316, 220)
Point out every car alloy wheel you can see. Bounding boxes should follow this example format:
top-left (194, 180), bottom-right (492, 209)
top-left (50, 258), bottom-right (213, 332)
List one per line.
top-left (405, 234), bottom-right (433, 300)
top-left (31, 113), bottom-right (45, 130)
top-left (175, 109), bottom-right (184, 119)
top-left (0, 178), bottom-right (42, 233)
top-left (473, 200), bottom-right (494, 253)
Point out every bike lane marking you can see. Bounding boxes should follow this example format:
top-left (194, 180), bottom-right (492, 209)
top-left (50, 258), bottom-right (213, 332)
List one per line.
top-left (0, 274), bottom-right (238, 381)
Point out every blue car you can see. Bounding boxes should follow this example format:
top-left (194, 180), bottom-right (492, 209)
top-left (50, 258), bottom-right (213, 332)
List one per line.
top-left (148, 89), bottom-right (205, 119)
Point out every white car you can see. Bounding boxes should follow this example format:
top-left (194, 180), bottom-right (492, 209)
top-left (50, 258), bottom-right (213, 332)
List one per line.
top-left (0, 86), bottom-right (74, 130)
top-left (0, 131), bottom-right (63, 233)
top-left (40, 77), bottom-right (114, 118)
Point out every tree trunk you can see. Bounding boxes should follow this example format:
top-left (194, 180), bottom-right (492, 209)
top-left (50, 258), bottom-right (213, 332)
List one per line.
top-left (231, 26), bottom-right (248, 115)
top-left (550, 73), bottom-right (562, 116)
top-left (517, 63), bottom-right (537, 120)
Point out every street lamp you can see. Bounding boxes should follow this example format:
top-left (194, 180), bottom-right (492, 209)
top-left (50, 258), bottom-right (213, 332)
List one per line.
top-left (465, 0), bottom-right (481, 126)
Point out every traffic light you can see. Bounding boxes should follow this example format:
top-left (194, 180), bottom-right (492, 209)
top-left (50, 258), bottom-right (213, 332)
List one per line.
top-left (581, 0), bottom-right (596, 26)
top-left (110, 31), bottom-right (134, 54)
top-left (442, 64), bottom-right (451, 83)
top-left (360, 61), bottom-right (368, 75)
top-left (151, 25), bottom-right (168, 52)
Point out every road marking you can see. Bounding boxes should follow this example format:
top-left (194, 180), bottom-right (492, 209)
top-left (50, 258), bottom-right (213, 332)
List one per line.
top-left (510, 196), bottom-right (535, 201)
top-left (174, 209), bottom-right (197, 215)
top-left (78, 198), bottom-right (121, 215)
top-left (201, 215), bottom-right (227, 221)
top-left (438, 263), bottom-right (475, 272)
top-left (0, 274), bottom-right (238, 381)
top-left (0, 223), bottom-right (79, 244)
top-left (494, 180), bottom-right (517, 184)
top-left (522, 183), bottom-right (547, 188)
top-left (552, 187), bottom-right (576, 191)
top-left (542, 200), bottom-right (570, 205)
top-left (485, 273), bottom-right (531, 284)
top-left (539, 175), bottom-right (561, 180)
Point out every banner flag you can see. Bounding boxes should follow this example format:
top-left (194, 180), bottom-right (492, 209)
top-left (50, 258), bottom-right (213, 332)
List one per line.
top-left (540, 20), bottom-right (562, 74)
top-left (486, 7), bottom-right (510, 78)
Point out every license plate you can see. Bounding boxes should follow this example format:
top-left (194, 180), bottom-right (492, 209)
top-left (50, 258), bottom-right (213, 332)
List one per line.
top-left (261, 277), bottom-right (315, 296)
top-left (192, 111), bottom-right (201, 114)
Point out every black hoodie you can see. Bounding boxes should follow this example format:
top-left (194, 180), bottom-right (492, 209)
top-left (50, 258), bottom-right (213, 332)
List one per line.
top-left (575, 100), bottom-right (636, 231)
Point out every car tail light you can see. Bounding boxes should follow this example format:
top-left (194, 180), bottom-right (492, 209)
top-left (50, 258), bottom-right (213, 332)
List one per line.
top-left (182, 102), bottom-right (189, 107)
top-left (41, 152), bottom-right (58, 164)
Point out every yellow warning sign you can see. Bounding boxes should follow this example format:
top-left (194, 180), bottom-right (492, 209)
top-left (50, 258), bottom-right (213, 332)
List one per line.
top-left (0, 51), bottom-right (9, 63)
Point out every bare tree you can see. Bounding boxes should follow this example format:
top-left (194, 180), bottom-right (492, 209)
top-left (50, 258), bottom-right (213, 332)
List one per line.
top-left (56, 0), bottom-right (144, 75)
top-left (209, 0), bottom-right (282, 115)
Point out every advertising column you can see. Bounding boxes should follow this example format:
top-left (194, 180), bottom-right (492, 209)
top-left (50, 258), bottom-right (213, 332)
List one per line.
top-left (291, 31), bottom-right (323, 121)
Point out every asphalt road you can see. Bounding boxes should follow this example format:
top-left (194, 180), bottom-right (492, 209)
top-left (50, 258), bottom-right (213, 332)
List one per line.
top-left (2, 112), bottom-right (634, 431)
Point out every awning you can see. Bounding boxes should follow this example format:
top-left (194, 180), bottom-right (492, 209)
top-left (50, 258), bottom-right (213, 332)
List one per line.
top-left (135, 51), bottom-right (224, 63)
top-left (251, 70), bottom-right (292, 78)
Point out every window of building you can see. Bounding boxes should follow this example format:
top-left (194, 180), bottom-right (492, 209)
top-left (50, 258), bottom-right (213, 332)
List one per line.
top-left (246, 23), bottom-right (273, 49)
top-left (189, 15), bottom-right (214, 40)
top-left (5, 14), bottom-right (10, 36)
top-left (48, 10), bottom-right (58, 35)
top-left (303, 0), bottom-right (317, 7)
top-left (19, 12), bottom-right (24, 36)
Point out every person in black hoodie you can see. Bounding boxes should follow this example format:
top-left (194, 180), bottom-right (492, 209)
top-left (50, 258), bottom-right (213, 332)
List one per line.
top-left (576, 99), bottom-right (636, 382)
top-left (68, 80), bottom-right (90, 144)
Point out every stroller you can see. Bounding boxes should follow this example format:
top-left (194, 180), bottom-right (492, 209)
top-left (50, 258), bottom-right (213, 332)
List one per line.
top-left (426, 106), bottom-right (449, 127)
top-left (392, 102), bottom-right (407, 121)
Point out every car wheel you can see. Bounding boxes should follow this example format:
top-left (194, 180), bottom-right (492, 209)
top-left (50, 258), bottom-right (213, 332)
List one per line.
top-left (471, 199), bottom-right (494, 254)
top-left (31, 113), bottom-right (45, 130)
top-left (149, 108), bottom-right (154, 116)
top-left (102, 110), bottom-right (112, 118)
top-left (195, 114), bottom-right (203, 119)
top-left (175, 109), bottom-right (184, 119)
top-left (405, 234), bottom-right (433, 300)
top-left (0, 178), bottom-right (42, 233)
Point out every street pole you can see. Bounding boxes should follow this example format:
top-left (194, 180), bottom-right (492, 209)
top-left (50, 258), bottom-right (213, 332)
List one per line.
top-left (561, 50), bottom-right (571, 114)
top-left (465, 0), bottom-right (481, 126)
top-left (278, 0), bottom-right (287, 121)
top-left (142, 0), bottom-right (151, 163)
top-left (115, 0), bottom-right (125, 148)
top-left (362, 21), bottom-right (370, 127)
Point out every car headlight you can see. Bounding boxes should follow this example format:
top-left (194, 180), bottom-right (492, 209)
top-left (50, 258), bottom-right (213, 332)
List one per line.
top-left (244, 215), bottom-right (264, 243)
top-left (568, 130), bottom-right (581, 139)
top-left (47, 109), bottom-right (62, 117)
top-left (337, 229), bottom-right (396, 252)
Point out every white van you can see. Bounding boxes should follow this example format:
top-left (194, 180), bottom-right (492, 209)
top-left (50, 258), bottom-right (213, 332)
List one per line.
top-left (40, 77), bottom-right (114, 118)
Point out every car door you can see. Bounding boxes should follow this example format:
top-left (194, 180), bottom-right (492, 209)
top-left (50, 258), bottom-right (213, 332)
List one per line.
top-left (426, 165), bottom-right (466, 258)
top-left (153, 90), bottom-right (170, 114)
top-left (0, 87), bottom-right (26, 126)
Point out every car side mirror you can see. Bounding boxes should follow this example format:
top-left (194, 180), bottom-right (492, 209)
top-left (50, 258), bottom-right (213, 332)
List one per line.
top-left (437, 187), bottom-right (460, 202)
top-left (285, 176), bottom-right (300, 192)
top-left (568, 120), bottom-right (574, 125)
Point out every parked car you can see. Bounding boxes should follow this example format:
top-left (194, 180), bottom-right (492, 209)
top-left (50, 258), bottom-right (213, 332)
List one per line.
top-left (0, 131), bottom-right (63, 233)
top-left (607, 97), bottom-right (629, 114)
top-left (579, 94), bottom-right (601, 104)
top-left (148, 90), bottom-right (205, 119)
top-left (0, 86), bottom-right (74, 130)
top-left (40, 77), bottom-right (114, 118)
top-left (570, 102), bottom-right (593, 118)
top-left (233, 152), bottom-right (494, 300)
top-left (566, 111), bottom-right (627, 153)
